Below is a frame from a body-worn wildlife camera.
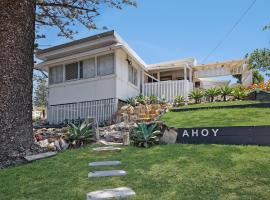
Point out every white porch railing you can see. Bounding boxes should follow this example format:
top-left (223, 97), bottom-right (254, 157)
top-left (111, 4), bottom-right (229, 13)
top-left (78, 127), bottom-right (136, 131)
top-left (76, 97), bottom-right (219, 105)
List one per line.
top-left (48, 98), bottom-right (118, 124)
top-left (143, 80), bottom-right (193, 102)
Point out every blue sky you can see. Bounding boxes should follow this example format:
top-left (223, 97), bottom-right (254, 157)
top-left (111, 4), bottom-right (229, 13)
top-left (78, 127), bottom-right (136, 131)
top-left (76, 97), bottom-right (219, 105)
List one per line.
top-left (38, 0), bottom-right (270, 65)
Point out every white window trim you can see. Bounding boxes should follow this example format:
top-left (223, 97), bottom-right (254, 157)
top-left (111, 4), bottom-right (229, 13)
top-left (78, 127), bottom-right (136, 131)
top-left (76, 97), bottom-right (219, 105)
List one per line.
top-left (49, 52), bottom-right (115, 85)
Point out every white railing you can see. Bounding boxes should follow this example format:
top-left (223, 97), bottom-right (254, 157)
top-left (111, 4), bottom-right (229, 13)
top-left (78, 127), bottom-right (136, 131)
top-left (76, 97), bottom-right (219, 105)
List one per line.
top-left (143, 80), bottom-right (192, 102)
top-left (48, 98), bottom-right (118, 124)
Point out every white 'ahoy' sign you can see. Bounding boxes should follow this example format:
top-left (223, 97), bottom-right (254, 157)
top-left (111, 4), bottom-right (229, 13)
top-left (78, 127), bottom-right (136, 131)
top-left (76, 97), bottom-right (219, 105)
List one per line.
top-left (182, 129), bottom-right (219, 137)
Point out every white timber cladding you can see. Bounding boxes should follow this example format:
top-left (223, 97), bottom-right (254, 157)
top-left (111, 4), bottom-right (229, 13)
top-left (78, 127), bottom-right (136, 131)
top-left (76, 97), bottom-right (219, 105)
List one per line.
top-left (47, 50), bottom-right (116, 105)
top-left (48, 98), bottom-right (118, 124)
top-left (143, 80), bottom-right (192, 102)
top-left (115, 49), bottom-right (142, 101)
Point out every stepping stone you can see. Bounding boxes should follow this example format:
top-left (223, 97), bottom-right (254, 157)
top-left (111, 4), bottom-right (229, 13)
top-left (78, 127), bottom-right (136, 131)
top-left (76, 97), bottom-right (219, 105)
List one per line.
top-left (89, 161), bottom-right (121, 167)
top-left (97, 140), bottom-right (123, 146)
top-left (88, 170), bottom-right (126, 178)
top-left (92, 146), bottom-right (121, 152)
top-left (86, 187), bottom-right (135, 200)
top-left (24, 152), bottom-right (57, 162)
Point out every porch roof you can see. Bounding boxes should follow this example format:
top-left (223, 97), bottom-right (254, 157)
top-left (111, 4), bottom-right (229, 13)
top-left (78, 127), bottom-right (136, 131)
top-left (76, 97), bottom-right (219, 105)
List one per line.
top-left (147, 58), bottom-right (196, 71)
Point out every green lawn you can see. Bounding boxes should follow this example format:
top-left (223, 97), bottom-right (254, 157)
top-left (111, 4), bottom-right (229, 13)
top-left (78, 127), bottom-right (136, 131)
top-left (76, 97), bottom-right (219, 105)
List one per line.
top-left (177, 100), bottom-right (261, 109)
top-left (1, 145), bottom-right (270, 200)
top-left (161, 107), bottom-right (270, 128)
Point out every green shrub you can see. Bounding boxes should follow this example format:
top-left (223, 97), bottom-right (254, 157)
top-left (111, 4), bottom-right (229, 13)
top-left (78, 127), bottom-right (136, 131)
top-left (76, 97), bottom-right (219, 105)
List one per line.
top-left (132, 123), bottom-right (161, 148)
top-left (66, 119), bottom-right (94, 147)
top-left (205, 87), bottom-right (221, 102)
top-left (126, 97), bottom-right (137, 107)
top-left (174, 95), bottom-right (185, 107)
top-left (149, 95), bottom-right (158, 104)
top-left (232, 87), bottom-right (248, 100)
top-left (220, 86), bottom-right (233, 101)
top-left (188, 89), bottom-right (204, 104)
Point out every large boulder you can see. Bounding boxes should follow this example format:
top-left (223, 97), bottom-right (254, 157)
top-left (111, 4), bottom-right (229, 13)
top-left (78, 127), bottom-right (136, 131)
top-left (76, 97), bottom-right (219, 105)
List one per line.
top-left (160, 128), bottom-right (178, 144)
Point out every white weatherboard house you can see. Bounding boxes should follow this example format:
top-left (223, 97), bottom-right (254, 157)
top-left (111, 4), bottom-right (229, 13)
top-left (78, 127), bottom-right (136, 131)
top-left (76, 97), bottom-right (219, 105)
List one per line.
top-left (36, 30), bottom-right (253, 124)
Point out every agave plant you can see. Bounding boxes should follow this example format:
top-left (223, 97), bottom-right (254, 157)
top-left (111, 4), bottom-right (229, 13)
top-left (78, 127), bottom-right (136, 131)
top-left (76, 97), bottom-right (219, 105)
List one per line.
top-left (136, 94), bottom-right (148, 105)
top-left (149, 95), bottom-right (158, 104)
top-left (205, 87), bottom-right (221, 102)
top-left (132, 123), bottom-right (161, 148)
top-left (174, 95), bottom-right (185, 107)
top-left (66, 119), bottom-right (93, 147)
top-left (126, 97), bottom-right (137, 107)
top-left (220, 85), bottom-right (233, 101)
top-left (188, 89), bottom-right (204, 104)
top-left (232, 87), bottom-right (248, 100)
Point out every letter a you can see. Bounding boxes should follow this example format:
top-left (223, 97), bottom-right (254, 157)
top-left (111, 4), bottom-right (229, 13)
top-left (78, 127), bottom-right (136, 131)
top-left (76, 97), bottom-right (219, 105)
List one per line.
top-left (182, 130), bottom-right (189, 137)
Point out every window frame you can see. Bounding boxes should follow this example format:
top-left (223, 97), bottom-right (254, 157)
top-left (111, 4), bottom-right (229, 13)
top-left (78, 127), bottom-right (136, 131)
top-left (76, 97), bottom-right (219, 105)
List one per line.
top-left (49, 65), bottom-right (64, 85)
top-left (128, 64), bottom-right (138, 86)
top-left (64, 62), bottom-right (80, 81)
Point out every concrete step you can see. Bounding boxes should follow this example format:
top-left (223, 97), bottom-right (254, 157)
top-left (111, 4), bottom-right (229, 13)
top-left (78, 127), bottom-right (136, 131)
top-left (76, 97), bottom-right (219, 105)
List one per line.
top-left (88, 170), bottom-right (126, 178)
top-left (24, 152), bottom-right (57, 162)
top-left (87, 187), bottom-right (135, 200)
top-left (93, 146), bottom-right (121, 152)
top-left (89, 161), bottom-right (121, 167)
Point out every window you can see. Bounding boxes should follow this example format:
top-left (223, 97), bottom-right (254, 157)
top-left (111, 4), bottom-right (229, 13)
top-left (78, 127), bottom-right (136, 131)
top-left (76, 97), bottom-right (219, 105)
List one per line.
top-left (97, 53), bottom-right (114, 76)
top-left (128, 64), bottom-right (138, 86)
top-left (65, 62), bottom-right (78, 81)
top-left (80, 58), bottom-right (95, 79)
top-left (49, 65), bottom-right (63, 84)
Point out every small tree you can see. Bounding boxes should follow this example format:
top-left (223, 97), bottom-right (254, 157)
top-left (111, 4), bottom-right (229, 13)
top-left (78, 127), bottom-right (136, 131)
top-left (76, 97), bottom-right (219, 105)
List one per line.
top-left (204, 88), bottom-right (220, 102)
top-left (220, 86), bottom-right (233, 101)
top-left (188, 89), bottom-right (204, 104)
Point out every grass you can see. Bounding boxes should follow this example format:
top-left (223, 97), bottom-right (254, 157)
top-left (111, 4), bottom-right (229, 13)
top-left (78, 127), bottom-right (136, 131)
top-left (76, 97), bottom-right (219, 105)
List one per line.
top-left (177, 100), bottom-right (261, 109)
top-left (161, 107), bottom-right (270, 128)
top-left (1, 144), bottom-right (270, 200)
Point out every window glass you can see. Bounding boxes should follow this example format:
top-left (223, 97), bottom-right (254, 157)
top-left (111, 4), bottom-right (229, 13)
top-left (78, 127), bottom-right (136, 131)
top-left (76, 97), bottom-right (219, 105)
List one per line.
top-left (49, 65), bottom-right (63, 84)
top-left (65, 62), bottom-right (78, 80)
top-left (80, 58), bottom-right (95, 79)
top-left (97, 53), bottom-right (114, 76)
top-left (128, 64), bottom-right (138, 86)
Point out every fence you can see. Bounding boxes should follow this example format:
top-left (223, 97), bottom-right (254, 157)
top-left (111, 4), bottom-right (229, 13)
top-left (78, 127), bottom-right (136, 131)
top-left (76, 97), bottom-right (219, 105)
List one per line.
top-left (48, 98), bottom-right (118, 124)
top-left (143, 80), bottom-right (192, 102)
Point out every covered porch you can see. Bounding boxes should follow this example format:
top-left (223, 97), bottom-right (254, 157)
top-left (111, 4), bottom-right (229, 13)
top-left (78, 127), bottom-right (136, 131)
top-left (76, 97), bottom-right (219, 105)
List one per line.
top-left (143, 58), bottom-right (195, 102)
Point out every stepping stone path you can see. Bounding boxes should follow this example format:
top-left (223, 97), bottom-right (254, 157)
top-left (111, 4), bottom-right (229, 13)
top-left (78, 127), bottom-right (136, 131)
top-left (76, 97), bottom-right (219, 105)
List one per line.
top-left (24, 152), bottom-right (57, 162)
top-left (87, 146), bottom-right (135, 199)
top-left (92, 146), bottom-right (121, 152)
top-left (89, 161), bottom-right (121, 167)
top-left (87, 187), bottom-right (135, 200)
top-left (88, 170), bottom-right (126, 178)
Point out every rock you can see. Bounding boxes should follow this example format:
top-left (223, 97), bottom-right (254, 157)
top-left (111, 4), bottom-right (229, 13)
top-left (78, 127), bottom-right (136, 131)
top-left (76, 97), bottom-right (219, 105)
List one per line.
top-left (54, 140), bottom-right (61, 151)
top-left (59, 138), bottom-right (69, 150)
top-left (88, 170), bottom-right (126, 178)
top-left (89, 161), bottom-right (121, 167)
top-left (37, 139), bottom-right (49, 148)
top-left (86, 187), bottom-right (135, 200)
top-left (160, 128), bottom-right (178, 144)
top-left (47, 142), bottom-right (56, 151)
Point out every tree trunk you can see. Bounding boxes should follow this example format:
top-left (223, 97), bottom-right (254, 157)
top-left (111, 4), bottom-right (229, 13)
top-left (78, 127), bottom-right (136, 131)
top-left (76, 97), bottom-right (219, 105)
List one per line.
top-left (0, 0), bottom-right (35, 167)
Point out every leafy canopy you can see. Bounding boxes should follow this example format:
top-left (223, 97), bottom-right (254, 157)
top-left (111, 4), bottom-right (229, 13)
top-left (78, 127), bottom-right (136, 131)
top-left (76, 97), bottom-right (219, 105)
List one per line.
top-left (247, 48), bottom-right (270, 76)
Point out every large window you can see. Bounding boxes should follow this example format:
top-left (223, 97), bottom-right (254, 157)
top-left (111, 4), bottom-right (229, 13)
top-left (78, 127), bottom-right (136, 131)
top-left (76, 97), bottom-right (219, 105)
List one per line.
top-left (128, 64), bottom-right (138, 86)
top-left (80, 58), bottom-right (95, 79)
top-left (97, 53), bottom-right (114, 76)
top-left (65, 62), bottom-right (79, 81)
top-left (49, 65), bottom-right (63, 84)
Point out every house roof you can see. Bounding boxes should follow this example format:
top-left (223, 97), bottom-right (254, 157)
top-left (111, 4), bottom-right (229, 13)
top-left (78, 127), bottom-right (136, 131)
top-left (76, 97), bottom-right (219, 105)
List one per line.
top-left (35, 30), bottom-right (195, 72)
top-left (194, 59), bottom-right (245, 70)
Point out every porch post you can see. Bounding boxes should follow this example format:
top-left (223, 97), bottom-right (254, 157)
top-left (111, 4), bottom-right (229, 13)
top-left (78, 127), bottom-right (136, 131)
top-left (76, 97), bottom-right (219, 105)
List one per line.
top-left (184, 65), bottom-right (189, 104)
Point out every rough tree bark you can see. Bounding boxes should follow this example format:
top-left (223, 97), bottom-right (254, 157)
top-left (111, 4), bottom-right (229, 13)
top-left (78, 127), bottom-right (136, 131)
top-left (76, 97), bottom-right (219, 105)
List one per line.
top-left (0, 0), bottom-right (35, 167)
